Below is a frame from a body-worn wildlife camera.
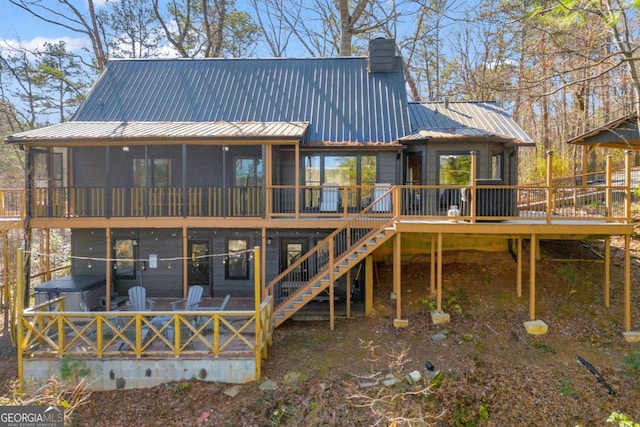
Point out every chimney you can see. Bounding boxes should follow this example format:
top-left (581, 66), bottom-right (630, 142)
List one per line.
top-left (368, 38), bottom-right (398, 73)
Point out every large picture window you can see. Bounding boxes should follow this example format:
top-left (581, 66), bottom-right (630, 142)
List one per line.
top-left (438, 153), bottom-right (471, 185)
top-left (225, 239), bottom-right (249, 280)
top-left (303, 154), bottom-right (377, 209)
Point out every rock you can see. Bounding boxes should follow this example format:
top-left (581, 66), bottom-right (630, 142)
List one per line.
top-left (223, 385), bottom-right (242, 398)
top-left (283, 372), bottom-right (304, 384)
top-left (431, 333), bottom-right (447, 342)
top-left (356, 377), bottom-right (379, 388)
top-left (259, 380), bottom-right (277, 391)
top-left (382, 377), bottom-right (400, 387)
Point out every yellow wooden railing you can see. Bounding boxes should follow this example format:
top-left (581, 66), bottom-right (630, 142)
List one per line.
top-left (16, 247), bottom-right (273, 385)
top-left (18, 296), bottom-right (273, 365)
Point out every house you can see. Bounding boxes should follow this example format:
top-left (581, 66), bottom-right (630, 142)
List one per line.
top-left (4, 39), bottom-right (638, 389)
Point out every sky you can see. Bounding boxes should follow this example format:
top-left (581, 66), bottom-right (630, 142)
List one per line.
top-left (0, 1), bottom-right (101, 54)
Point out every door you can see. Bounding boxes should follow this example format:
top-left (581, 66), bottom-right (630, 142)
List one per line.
top-left (280, 238), bottom-right (309, 282)
top-left (188, 240), bottom-right (212, 296)
top-left (404, 152), bottom-right (423, 212)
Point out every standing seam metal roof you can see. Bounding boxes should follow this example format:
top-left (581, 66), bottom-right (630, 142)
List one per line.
top-left (404, 102), bottom-right (533, 145)
top-left (72, 58), bottom-right (412, 145)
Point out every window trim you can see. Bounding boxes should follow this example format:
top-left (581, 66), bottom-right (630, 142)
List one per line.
top-left (225, 238), bottom-right (249, 280)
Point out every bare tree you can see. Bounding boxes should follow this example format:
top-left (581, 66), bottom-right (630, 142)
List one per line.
top-left (8, 0), bottom-right (108, 70)
top-left (103, 0), bottom-right (162, 58)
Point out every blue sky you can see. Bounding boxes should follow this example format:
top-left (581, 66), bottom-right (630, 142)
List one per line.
top-left (0, 1), bottom-right (100, 54)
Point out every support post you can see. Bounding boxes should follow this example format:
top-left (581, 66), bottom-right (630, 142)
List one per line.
top-left (365, 255), bottom-right (373, 316)
top-left (546, 151), bottom-right (554, 224)
top-left (625, 150), bottom-right (633, 222)
top-left (437, 233), bottom-right (443, 311)
top-left (254, 246), bottom-right (261, 379)
top-left (605, 155), bottom-right (612, 221)
top-left (529, 234), bottom-right (536, 321)
top-left (624, 234), bottom-right (631, 332)
top-left (394, 232), bottom-right (401, 320)
top-left (106, 229), bottom-right (112, 310)
top-left (393, 232), bottom-right (407, 327)
top-left (329, 239), bottom-right (335, 330)
top-left (517, 238), bottom-right (522, 298)
top-left (346, 269), bottom-right (351, 319)
top-left (16, 248), bottom-right (24, 391)
top-left (604, 237), bottom-right (610, 308)
top-left (470, 151), bottom-right (477, 223)
top-left (430, 235), bottom-right (435, 295)
top-left (182, 227), bottom-right (188, 297)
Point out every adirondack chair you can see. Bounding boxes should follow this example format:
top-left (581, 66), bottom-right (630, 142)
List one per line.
top-left (126, 286), bottom-right (155, 311)
top-left (198, 294), bottom-right (230, 311)
top-left (170, 285), bottom-right (204, 311)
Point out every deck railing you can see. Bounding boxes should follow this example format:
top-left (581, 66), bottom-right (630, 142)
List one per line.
top-left (0, 189), bottom-right (24, 219)
top-left (9, 173), bottom-right (634, 224)
top-left (14, 184), bottom-right (635, 223)
top-left (19, 295), bottom-right (273, 362)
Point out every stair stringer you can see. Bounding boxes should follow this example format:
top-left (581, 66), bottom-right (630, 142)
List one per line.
top-left (273, 226), bottom-right (396, 327)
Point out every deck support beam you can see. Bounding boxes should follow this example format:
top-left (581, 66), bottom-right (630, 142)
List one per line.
top-left (346, 269), bottom-right (351, 319)
top-left (365, 255), bottom-right (373, 316)
top-left (393, 231), bottom-right (406, 327)
top-left (182, 226), bottom-right (188, 297)
top-left (517, 238), bottom-right (522, 298)
top-left (106, 228), bottom-right (112, 310)
top-left (529, 234), bottom-right (537, 321)
top-left (604, 237), bottom-right (610, 308)
top-left (430, 235), bottom-right (435, 296)
top-left (437, 233), bottom-right (443, 312)
top-left (624, 233), bottom-right (631, 332)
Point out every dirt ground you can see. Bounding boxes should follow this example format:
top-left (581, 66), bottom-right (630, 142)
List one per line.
top-left (1, 239), bottom-right (640, 426)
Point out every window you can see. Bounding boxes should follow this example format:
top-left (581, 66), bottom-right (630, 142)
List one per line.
top-left (438, 153), bottom-right (471, 185)
top-left (303, 154), bottom-right (377, 209)
top-left (491, 153), bottom-right (503, 181)
top-left (235, 158), bottom-right (263, 186)
top-left (226, 239), bottom-right (249, 279)
top-left (133, 158), bottom-right (171, 187)
top-left (114, 239), bottom-right (136, 279)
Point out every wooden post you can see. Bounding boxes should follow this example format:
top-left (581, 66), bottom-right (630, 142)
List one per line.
top-left (106, 229), bottom-right (112, 310)
top-left (346, 269), bottom-right (351, 319)
top-left (393, 232), bottom-right (401, 320)
top-left (470, 151), bottom-right (477, 223)
top-left (517, 238), bottom-right (522, 298)
top-left (16, 248), bottom-right (24, 390)
top-left (529, 234), bottom-right (537, 321)
top-left (254, 246), bottom-right (261, 379)
top-left (625, 150), bottom-right (632, 222)
top-left (182, 227), bottom-right (188, 297)
top-left (365, 255), bottom-right (373, 316)
top-left (437, 233), bottom-right (443, 312)
top-left (261, 228), bottom-right (267, 298)
top-left (604, 237), bottom-right (610, 308)
top-left (624, 234), bottom-right (631, 332)
top-left (605, 155), bottom-right (612, 221)
top-left (329, 239), bottom-right (335, 331)
top-left (430, 235), bottom-right (435, 295)
top-left (294, 144), bottom-right (300, 219)
top-left (546, 151), bottom-right (554, 224)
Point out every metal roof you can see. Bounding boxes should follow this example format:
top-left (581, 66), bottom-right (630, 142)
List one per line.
top-left (403, 101), bottom-right (534, 145)
top-left (69, 57), bottom-right (411, 145)
top-left (6, 121), bottom-right (309, 144)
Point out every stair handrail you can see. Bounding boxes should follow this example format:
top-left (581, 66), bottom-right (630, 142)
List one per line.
top-left (265, 186), bottom-right (398, 306)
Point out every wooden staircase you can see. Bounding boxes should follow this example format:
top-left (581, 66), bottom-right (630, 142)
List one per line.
top-left (266, 187), bottom-right (397, 327)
